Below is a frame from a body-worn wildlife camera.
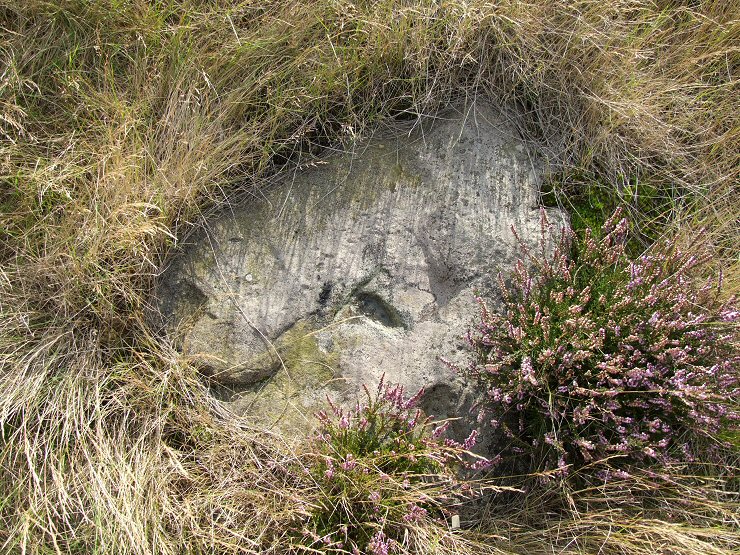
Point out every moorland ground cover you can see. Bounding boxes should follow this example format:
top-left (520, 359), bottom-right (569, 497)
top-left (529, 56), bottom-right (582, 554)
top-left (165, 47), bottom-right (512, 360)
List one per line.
top-left (0, 1), bottom-right (738, 553)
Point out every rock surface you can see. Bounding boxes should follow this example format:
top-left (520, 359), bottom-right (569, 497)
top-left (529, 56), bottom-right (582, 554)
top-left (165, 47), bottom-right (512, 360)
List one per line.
top-left (157, 101), bottom-right (567, 436)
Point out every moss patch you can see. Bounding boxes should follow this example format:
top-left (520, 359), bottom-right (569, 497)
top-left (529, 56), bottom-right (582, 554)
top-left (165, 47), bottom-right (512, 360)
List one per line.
top-left (236, 320), bottom-right (340, 434)
top-left (541, 174), bottom-right (675, 255)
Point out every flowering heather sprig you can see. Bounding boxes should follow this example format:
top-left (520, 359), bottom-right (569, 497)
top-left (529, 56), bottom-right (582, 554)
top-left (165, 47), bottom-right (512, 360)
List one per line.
top-left (367, 530), bottom-right (392, 555)
top-left (295, 377), bottom-right (478, 553)
top-left (464, 208), bottom-right (739, 475)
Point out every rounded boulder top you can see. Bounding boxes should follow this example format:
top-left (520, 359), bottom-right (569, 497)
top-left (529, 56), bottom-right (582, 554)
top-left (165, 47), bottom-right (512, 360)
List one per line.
top-left (156, 100), bottom-right (567, 437)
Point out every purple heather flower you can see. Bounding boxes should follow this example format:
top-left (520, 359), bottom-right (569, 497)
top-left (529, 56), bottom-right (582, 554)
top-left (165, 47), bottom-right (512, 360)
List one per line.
top-left (462, 430), bottom-right (478, 450)
top-left (324, 460), bottom-right (334, 480)
top-left (431, 421), bottom-right (450, 439)
top-left (368, 531), bottom-right (391, 555)
top-left (403, 504), bottom-right (428, 523)
top-left (520, 356), bottom-right (538, 386)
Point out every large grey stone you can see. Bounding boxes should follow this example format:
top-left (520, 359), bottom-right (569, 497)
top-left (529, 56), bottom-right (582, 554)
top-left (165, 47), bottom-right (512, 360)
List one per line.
top-left (157, 101), bottom-right (567, 436)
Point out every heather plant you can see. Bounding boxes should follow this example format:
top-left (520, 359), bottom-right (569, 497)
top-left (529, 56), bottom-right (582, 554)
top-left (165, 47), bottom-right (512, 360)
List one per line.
top-left (293, 377), bottom-right (481, 553)
top-left (465, 208), bottom-right (739, 476)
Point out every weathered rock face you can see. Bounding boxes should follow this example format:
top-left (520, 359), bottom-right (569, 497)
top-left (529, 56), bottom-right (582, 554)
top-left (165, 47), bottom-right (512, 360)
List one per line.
top-left (157, 101), bottom-right (567, 436)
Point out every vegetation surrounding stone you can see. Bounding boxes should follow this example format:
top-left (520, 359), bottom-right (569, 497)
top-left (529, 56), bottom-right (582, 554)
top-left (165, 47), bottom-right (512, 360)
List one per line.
top-left (292, 379), bottom-right (478, 553)
top-left (0, 1), bottom-right (737, 554)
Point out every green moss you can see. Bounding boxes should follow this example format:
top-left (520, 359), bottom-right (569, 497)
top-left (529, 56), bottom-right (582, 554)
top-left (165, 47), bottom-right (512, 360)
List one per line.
top-left (541, 173), bottom-right (675, 255)
top-left (272, 320), bottom-right (339, 394)
top-left (541, 177), bottom-right (615, 237)
top-left (388, 160), bottom-right (422, 189)
top-left (238, 320), bottom-right (340, 433)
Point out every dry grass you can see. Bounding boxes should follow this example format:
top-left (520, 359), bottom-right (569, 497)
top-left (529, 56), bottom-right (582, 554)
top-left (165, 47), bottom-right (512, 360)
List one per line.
top-left (0, 0), bottom-right (738, 553)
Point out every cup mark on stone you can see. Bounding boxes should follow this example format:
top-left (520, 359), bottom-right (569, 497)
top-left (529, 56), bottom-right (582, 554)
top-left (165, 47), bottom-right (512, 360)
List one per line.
top-left (354, 291), bottom-right (405, 328)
